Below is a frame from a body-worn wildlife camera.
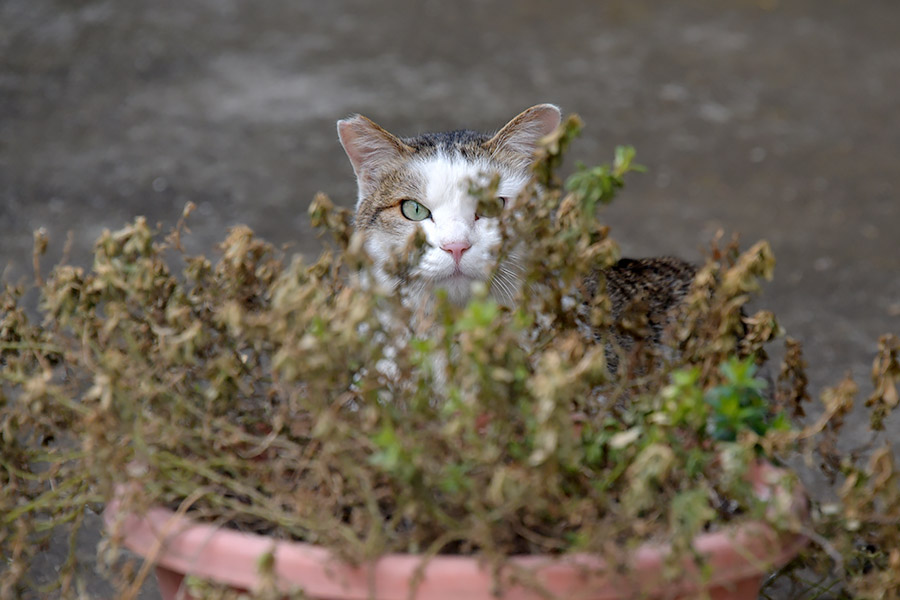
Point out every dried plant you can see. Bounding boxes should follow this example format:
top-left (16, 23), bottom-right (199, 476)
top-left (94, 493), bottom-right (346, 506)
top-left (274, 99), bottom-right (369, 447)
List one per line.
top-left (1, 117), bottom-right (897, 599)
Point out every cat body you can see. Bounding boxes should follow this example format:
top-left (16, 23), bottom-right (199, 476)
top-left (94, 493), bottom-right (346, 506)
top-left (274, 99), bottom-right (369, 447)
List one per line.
top-left (337, 105), bottom-right (695, 345)
top-left (593, 257), bottom-right (696, 367)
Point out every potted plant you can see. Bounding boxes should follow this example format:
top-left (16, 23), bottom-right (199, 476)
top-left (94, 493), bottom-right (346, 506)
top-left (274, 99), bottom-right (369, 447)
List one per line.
top-left (2, 117), bottom-right (898, 600)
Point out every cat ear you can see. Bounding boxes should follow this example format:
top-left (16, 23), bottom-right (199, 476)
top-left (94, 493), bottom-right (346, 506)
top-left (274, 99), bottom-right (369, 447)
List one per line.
top-left (337, 115), bottom-right (412, 190)
top-left (484, 104), bottom-right (562, 158)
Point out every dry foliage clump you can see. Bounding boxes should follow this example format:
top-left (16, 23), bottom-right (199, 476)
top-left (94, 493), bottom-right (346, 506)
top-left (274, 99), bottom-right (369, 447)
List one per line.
top-left (1, 117), bottom-right (898, 599)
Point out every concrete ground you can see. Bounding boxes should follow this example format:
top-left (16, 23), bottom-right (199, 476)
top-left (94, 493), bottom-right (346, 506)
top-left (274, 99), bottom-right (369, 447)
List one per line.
top-left (2, 0), bottom-right (898, 597)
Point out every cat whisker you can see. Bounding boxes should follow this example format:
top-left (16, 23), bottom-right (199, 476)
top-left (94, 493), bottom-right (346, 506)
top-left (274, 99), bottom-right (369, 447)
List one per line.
top-left (490, 266), bottom-right (521, 305)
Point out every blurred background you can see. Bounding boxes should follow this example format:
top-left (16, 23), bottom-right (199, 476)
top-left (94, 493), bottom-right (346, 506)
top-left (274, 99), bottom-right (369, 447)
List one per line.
top-left (2, 0), bottom-right (898, 596)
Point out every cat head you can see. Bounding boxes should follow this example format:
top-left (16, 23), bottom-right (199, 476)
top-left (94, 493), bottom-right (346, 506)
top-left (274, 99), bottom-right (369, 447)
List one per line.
top-left (337, 104), bottom-right (561, 307)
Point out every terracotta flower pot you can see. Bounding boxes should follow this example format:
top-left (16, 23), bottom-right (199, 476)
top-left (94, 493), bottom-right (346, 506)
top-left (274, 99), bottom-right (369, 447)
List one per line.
top-left (103, 462), bottom-right (807, 600)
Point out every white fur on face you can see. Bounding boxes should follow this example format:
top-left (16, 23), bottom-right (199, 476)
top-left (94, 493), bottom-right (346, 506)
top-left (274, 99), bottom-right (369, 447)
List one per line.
top-left (368, 152), bottom-right (529, 307)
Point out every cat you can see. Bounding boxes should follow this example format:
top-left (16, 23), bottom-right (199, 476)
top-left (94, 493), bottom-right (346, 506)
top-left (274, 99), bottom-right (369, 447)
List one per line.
top-left (337, 104), bottom-right (695, 355)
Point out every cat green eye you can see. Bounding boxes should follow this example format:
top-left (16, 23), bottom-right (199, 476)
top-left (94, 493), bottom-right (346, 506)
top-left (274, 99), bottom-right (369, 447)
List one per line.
top-left (400, 199), bottom-right (431, 221)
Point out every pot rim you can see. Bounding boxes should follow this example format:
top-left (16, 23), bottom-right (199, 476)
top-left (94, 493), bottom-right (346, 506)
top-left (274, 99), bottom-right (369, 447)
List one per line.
top-left (103, 461), bottom-right (808, 600)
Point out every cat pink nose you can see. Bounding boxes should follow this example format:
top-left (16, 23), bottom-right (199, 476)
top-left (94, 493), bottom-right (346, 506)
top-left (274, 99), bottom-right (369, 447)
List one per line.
top-left (441, 241), bottom-right (471, 264)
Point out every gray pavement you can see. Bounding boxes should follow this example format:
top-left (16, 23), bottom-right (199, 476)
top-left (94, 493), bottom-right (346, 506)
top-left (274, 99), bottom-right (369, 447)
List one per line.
top-left (2, 0), bottom-right (899, 597)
